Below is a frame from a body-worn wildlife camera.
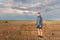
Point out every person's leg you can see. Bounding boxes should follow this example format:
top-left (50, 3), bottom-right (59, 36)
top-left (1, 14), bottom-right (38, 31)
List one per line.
top-left (37, 28), bottom-right (43, 38)
top-left (40, 29), bottom-right (43, 36)
top-left (37, 28), bottom-right (40, 35)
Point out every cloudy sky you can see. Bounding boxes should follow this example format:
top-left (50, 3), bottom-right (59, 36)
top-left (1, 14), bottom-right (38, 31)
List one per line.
top-left (0, 0), bottom-right (60, 20)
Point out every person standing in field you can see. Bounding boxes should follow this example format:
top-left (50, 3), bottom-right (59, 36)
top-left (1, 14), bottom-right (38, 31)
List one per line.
top-left (37, 12), bottom-right (43, 38)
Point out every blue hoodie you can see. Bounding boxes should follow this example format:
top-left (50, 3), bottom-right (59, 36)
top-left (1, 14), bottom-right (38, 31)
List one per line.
top-left (37, 16), bottom-right (42, 27)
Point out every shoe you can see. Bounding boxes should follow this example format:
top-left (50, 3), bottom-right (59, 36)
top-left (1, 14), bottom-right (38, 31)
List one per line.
top-left (38, 35), bottom-right (43, 38)
top-left (40, 36), bottom-right (43, 38)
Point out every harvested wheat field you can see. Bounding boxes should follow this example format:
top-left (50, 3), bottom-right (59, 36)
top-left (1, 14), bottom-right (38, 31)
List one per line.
top-left (0, 20), bottom-right (60, 40)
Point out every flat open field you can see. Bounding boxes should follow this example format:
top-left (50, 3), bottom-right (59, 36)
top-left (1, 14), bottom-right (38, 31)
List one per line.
top-left (0, 20), bottom-right (60, 40)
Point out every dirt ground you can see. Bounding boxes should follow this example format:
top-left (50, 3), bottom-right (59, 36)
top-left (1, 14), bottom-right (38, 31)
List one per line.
top-left (0, 20), bottom-right (60, 40)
